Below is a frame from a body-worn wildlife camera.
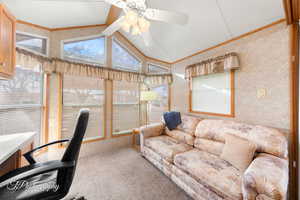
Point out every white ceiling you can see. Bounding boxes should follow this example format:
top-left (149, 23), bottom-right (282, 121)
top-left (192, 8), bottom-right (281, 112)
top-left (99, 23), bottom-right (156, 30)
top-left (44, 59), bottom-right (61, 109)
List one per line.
top-left (2, 0), bottom-right (285, 63)
top-left (2, 0), bottom-right (110, 27)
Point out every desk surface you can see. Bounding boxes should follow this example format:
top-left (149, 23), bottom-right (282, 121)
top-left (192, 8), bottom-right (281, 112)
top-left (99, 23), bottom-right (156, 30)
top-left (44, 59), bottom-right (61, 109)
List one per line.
top-left (0, 132), bottom-right (36, 165)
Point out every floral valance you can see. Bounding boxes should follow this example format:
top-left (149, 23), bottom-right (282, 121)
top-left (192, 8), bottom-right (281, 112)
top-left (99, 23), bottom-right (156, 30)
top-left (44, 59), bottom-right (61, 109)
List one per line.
top-left (185, 52), bottom-right (240, 80)
top-left (16, 47), bottom-right (172, 84)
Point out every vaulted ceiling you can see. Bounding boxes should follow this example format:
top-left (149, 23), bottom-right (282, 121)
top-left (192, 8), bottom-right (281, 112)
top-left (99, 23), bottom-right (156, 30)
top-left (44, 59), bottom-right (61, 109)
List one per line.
top-left (2, 0), bottom-right (285, 63)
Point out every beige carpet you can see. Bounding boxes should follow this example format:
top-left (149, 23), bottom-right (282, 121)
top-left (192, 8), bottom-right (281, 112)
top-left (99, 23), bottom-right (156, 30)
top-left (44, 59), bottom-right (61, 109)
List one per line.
top-left (59, 147), bottom-right (191, 200)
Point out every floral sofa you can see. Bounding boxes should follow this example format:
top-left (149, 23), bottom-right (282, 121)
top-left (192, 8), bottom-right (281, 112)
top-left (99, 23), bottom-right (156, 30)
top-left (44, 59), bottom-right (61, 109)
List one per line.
top-left (139, 115), bottom-right (288, 200)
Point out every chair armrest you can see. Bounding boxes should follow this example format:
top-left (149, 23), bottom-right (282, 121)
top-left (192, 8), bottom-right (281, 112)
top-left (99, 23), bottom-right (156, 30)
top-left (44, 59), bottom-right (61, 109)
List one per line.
top-left (23, 139), bottom-right (70, 164)
top-left (140, 122), bottom-right (165, 152)
top-left (0, 160), bottom-right (75, 187)
top-left (242, 153), bottom-right (288, 200)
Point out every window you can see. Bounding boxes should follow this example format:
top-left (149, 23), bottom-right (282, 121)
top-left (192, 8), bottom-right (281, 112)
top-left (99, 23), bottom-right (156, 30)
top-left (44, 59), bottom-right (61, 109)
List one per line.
top-left (113, 81), bottom-right (140, 135)
top-left (62, 75), bottom-right (105, 140)
top-left (0, 65), bottom-right (43, 145)
top-left (112, 39), bottom-right (141, 72)
top-left (148, 64), bottom-right (170, 74)
top-left (16, 32), bottom-right (47, 55)
top-left (148, 84), bottom-right (169, 123)
top-left (63, 36), bottom-right (106, 65)
top-left (190, 71), bottom-right (234, 117)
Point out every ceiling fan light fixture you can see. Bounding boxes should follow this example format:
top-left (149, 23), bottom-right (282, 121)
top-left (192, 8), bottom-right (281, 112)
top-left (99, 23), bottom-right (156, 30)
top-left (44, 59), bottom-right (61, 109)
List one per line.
top-left (125, 10), bottom-right (138, 26)
top-left (138, 17), bottom-right (150, 33)
top-left (121, 20), bottom-right (131, 32)
top-left (132, 25), bottom-right (141, 35)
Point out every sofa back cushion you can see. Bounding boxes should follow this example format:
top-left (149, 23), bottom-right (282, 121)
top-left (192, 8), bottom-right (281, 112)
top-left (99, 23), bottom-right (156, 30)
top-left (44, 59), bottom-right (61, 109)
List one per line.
top-left (194, 138), bottom-right (224, 156)
top-left (176, 115), bottom-right (201, 136)
top-left (165, 128), bottom-right (194, 146)
top-left (195, 119), bottom-right (288, 159)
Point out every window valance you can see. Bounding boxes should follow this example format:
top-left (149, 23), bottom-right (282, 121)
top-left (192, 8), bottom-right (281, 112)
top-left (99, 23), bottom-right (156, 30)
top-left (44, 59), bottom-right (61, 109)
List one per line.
top-left (16, 47), bottom-right (172, 84)
top-left (185, 52), bottom-right (240, 80)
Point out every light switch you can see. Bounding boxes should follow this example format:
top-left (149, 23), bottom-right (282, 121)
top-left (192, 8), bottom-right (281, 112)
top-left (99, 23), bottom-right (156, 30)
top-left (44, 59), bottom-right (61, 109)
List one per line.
top-left (257, 88), bottom-right (266, 99)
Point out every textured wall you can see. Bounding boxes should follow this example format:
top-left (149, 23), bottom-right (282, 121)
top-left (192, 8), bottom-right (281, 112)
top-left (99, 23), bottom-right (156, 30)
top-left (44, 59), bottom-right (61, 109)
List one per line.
top-left (171, 22), bottom-right (290, 130)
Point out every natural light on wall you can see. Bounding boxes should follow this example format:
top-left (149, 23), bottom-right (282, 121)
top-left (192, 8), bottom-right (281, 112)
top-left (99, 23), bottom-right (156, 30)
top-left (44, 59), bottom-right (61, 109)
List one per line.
top-left (191, 72), bottom-right (232, 115)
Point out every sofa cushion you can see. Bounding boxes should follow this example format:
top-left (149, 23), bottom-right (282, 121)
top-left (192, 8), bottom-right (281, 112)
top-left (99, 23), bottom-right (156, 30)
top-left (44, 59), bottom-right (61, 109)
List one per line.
top-left (194, 138), bottom-right (224, 156)
top-left (220, 134), bottom-right (257, 172)
top-left (177, 115), bottom-right (200, 135)
top-left (195, 119), bottom-right (288, 158)
top-left (145, 136), bottom-right (193, 162)
top-left (174, 149), bottom-right (242, 200)
top-left (165, 128), bottom-right (194, 145)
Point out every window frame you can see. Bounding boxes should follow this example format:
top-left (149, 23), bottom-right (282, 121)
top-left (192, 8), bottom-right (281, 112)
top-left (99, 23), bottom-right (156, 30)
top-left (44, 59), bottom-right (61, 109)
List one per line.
top-left (147, 63), bottom-right (170, 75)
top-left (112, 37), bottom-right (142, 73)
top-left (61, 74), bottom-right (107, 142)
top-left (60, 34), bottom-right (107, 66)
top-left (111, 81), bottom-right (141, 137)
top-left (0, 65), bottom-right (45, 146)
top-left (16, 31), bottom-right (49, 57)
top-left (147, 83), bottom-right (171, 124)
top-left (189, 70), bottom-right (235, 118)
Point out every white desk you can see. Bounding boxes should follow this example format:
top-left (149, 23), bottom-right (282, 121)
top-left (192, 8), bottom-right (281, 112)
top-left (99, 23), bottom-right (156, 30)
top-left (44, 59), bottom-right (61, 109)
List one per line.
top-left (0, 132), bottom-right (36, 176)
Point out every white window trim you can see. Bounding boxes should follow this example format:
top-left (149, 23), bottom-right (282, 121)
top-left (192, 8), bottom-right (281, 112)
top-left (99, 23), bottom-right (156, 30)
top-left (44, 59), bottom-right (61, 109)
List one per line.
top-left (147, 63), bottom-right (170, 74)
top-left (16, 31), bottom-right (49, 57)
top-left (112, 37), bottom-right (142, 73)
top-left (60, 34), bottom-right (107, 66)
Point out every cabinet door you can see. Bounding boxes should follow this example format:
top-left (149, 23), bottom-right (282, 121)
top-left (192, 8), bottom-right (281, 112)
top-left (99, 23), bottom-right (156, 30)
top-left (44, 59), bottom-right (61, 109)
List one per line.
top-left (0, 4), bottom-right (16, 79)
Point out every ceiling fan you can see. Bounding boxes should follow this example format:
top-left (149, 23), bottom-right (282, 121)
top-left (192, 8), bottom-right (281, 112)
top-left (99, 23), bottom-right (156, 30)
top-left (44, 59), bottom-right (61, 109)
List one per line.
top-left (35, 0), bottom-right (189, 46)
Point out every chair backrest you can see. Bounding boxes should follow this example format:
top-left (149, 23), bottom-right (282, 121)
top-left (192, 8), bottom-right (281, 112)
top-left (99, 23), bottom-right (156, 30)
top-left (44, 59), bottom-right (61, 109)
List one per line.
top-left (57, 109), bottom-right (89, 194)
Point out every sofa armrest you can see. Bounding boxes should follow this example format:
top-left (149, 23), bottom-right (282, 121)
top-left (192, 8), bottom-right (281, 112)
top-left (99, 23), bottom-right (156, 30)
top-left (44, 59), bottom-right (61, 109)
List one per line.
top-left (242, 153), bottom-right (288, 200)
top-left (140, 122), bottom-right (165, 152)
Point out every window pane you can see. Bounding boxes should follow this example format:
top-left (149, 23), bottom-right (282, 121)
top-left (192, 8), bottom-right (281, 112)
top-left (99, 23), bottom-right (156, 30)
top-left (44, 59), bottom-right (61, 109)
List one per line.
top-left (63, 37), bottom-right (105, 65)
top-left (0, 65), bottom-right (43, 146)
top-left (0, 66), bottom-right (42, 105)
top-left (192, 72), bottom-right (232, 114)
top-left (113, 81), bottom-right (140, 134)
top-left (62, 75), bottom-right (105, 140)
top-left (16, 33), bottom-right (47, 55)
top-left (112, 40), bottom-right (141, 72)
top-left (148, 64), bottom-right (170, 74)
top-left (0, 107), bottom-right (41, 145)
top-left (148, 84), bottom-right (169, 123)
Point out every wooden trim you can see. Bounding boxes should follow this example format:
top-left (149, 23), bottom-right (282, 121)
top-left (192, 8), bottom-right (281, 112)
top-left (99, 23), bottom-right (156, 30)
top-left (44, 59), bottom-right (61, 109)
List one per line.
top-left (172, 19), bottom-right (286, 64)
top-left (168, 83), bottom-right (171, 111)
top-left (17, 20), bottom-right (52, 31)
top-left (283, 0), bottom-right (299, 25)
top-left (57, 73), bottom-right (63, 147)
top-left (50, 24), bottom-right (106, 32)
top-left (42, 73), bottom-right (50, 146)
top-left (145, 56), bottom-right (172, 66)
top-left (289, 23), bottom-right (299, 200)
top-left (106, 5), bottom-right (122, 26)
top-left (189, 70), bottom-right (235, 118)
top-left (17, 20), bottom-right (106, 32)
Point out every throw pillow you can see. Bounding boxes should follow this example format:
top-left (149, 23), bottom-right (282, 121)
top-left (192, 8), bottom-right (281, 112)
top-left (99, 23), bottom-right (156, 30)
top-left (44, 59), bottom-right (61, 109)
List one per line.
top-left (220, 134), bottom-right (257, 172)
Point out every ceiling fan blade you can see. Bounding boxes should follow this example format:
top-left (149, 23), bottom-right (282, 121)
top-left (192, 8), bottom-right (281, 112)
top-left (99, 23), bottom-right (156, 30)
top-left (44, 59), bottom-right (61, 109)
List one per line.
top-left (145, 8), bottom-right (188, 25)
top-left (141, 31), bottom-right (153, 47)
top-left (104, 0), bottom-right (126, 8)
top-left (102, 16), bottom-right (125, 36)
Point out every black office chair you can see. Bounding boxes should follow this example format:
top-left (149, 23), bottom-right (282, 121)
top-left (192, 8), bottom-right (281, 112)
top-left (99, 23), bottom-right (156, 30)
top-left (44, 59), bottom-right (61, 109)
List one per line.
top-left (0, 109), bottom-right (89, 200)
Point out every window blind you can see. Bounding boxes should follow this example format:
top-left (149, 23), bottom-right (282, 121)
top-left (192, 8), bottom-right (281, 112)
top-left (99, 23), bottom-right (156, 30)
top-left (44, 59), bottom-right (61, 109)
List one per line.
top-left (148, 84), bottom-right (169, 123)
top-left (62, 75), bottom-right (105, 140)
top-left (0, 65), bottom-right (43, 146)
top-left (113, 81), bottom-right (140, 135)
